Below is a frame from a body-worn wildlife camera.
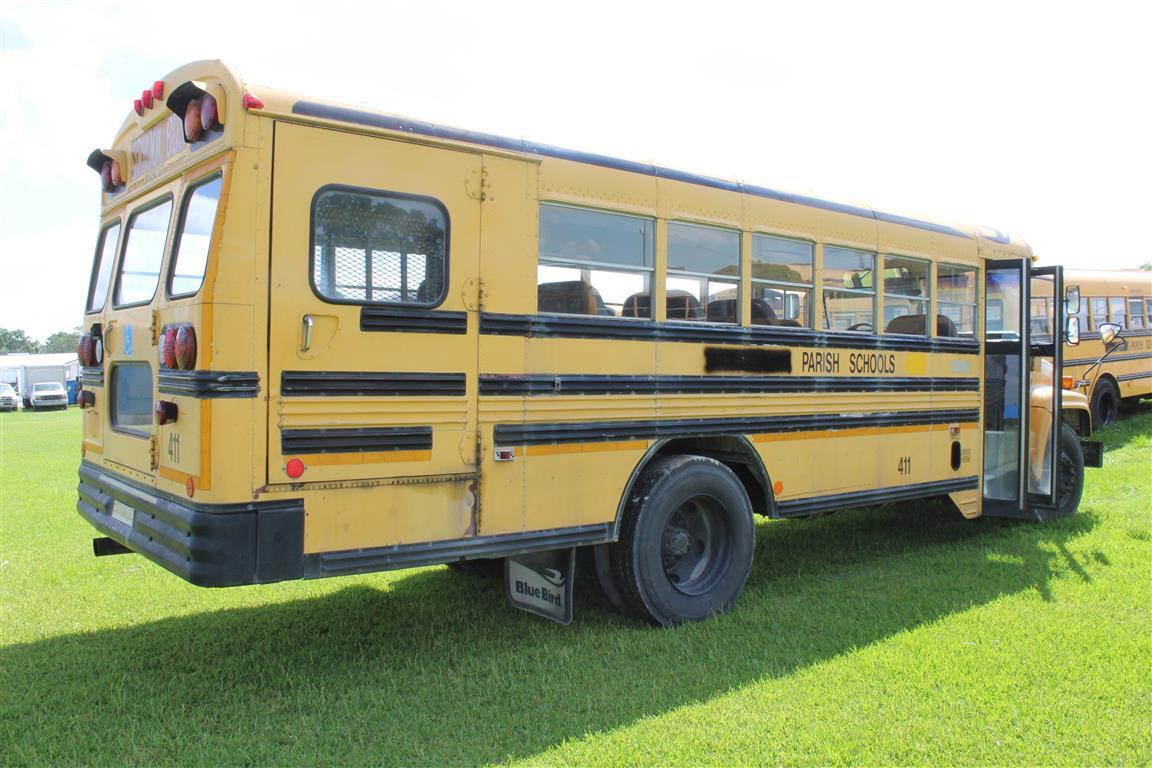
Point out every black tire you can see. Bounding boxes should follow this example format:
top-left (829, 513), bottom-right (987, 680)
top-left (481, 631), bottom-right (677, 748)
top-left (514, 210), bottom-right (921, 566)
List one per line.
top-left (1090, 378), bottom-right (1120, 429)
top-left (1053, 423), bottom-right (1085, 519)
top-left (606, 455), bottom-right (755, 626)
top-left (446, 558), bottom-right (503, 578)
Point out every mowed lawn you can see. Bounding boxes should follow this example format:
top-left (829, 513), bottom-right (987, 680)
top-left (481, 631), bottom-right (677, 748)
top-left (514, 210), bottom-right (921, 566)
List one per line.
top-left (1, 408), bottom-right (1149, 766)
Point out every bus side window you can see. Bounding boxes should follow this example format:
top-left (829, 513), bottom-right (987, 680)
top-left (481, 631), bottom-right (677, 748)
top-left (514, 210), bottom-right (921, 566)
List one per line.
top-left (822, 246), bottom-right (876, 332)
top-left (882, 255), bottom-right (930, 335)
top-left (665, 222), bottom-right (740, 324)
top-left (311, 187), bottom-right (448, 306)
top-left (1109, 296), bottom-right (1126, 327)
top-left (937, 264), bottom-right (977, 337)
top-left (1089, 297), bottom-right (1108, 330)
top-left (538, 204), bottom-right (655, 318)
top-left (1127, 298), bottom-right (1145, 330)
top-left (750, 234), bottom-right (813, 328)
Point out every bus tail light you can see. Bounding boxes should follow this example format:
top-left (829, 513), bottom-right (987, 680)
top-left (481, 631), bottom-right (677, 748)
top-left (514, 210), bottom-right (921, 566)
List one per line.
top-left (78, 335), bottom-right (95, 366)
top-left (160, 327), bottom-right (178, 369)
top-left (174, 326), bottom-right (197, 370)
top-left (158, 323), bottom-right (196, 370)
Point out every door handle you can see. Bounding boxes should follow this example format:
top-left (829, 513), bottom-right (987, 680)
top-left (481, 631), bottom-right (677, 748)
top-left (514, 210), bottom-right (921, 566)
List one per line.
top-left (301, 315), bottom-right (315, 352)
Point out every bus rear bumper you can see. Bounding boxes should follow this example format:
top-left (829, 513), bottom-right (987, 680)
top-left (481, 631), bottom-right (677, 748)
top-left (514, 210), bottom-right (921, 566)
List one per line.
top-left (76, 462), bottom-right (304, 587)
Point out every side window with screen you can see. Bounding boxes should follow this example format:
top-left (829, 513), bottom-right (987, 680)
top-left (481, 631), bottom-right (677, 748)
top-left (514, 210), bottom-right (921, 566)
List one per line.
top-left (311, 187), bottom-right (448, 305)
top-left (537, 204), bottom-right (655, 318)
top-left (169, 174), bottom-right (223, 297)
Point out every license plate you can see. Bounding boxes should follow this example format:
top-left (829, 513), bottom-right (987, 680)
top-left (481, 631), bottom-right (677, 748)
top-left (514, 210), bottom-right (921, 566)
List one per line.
top-left (111, 500), bottom-right (135, 528)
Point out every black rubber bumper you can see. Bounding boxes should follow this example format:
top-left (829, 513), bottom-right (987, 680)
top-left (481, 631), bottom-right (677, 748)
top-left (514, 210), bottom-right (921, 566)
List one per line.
top-left (77, 462), bottom-right (304, 587)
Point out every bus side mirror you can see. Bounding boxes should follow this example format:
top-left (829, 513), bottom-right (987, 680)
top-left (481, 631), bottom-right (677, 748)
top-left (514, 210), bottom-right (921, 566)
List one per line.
top-left (1065, 316), bottom-right (1080, 347)
top-left (1098, 322), bottom-right (1122, 345)
top-left (1065, 285), bottom-right (1081, 316)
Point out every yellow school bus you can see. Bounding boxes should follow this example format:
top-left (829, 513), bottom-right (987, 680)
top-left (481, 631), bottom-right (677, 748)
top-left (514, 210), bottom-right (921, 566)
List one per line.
top-left (75, 61), bottom-right (1102, 626)
top-left (1057, 270), bottom-right (1151, 427)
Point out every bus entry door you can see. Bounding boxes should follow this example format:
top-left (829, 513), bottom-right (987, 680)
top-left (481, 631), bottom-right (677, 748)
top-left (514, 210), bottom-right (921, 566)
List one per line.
top-left (982, 260), bottom-right (1064, 518)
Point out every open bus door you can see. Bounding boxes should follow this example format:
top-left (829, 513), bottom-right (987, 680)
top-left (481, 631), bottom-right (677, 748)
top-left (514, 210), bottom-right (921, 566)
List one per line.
top-left (982, 260), bottom-right (1065, 519)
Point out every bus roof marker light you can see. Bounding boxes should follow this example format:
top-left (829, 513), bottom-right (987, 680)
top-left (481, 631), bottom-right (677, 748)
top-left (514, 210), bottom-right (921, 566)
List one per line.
top-left (133, 98), bottom-right (143, 116)
top-left (152, 80), bottom-right (164, 100)
top-left (242, 92), bottom-right (264, 110)
top-left (141, 89), bottom-right (153, 110)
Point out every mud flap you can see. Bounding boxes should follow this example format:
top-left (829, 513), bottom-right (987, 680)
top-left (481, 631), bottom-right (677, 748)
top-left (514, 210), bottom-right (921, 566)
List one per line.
top-left (1080, 440), bottom-right (1103, 469)
top-left (505, 548), bottom-right (575, 624)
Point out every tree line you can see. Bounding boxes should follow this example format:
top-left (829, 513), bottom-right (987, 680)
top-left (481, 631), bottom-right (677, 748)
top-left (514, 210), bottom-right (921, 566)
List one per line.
top-left (0, 327), bottom-right (82, 355)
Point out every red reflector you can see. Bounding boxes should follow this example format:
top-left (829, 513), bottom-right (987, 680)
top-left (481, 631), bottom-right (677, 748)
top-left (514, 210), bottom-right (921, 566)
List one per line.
top-left (174, 326), bottom-right (197, 370)
top-left (161, 327), bottom-right (178, 368)
top-left (141, 89), bottom-right (153, 109)
top-left (152, 80), bottom-right (164, 99)
top-left (285, 459), bottom-right (306, 479)
top-left (243, 92), bottom-right (264, 110)
top-left (155, 400), bottom-right (178, 425)
top-left (184, 99), bottom-right (203, 142)
top-left (133, 98), bottom-right (143, 116)
top-left (201, 93), bottom-right (219, 131)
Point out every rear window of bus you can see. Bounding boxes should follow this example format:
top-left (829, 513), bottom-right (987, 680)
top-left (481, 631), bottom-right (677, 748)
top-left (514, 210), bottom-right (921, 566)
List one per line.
top-left (114, 197), bottom-right (173, 307)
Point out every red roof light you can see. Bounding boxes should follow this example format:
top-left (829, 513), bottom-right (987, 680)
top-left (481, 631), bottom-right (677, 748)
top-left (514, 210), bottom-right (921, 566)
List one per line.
top-left (152, 80), bottom-right (165, 100)
top-left (242, 92), bottom-right (264, 110)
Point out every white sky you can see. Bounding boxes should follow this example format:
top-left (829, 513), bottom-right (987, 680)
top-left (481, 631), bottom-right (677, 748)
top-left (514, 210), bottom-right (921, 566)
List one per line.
top-left (1, 0), bottom-right (1149, 340)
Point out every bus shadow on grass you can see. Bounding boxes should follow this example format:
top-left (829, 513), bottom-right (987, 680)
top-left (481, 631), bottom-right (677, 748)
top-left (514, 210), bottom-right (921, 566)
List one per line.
top-left (1, 503), bottom-right (1105, 766)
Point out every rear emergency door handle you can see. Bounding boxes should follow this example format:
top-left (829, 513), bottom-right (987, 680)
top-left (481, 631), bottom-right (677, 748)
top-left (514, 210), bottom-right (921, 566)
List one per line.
top-left (301, 315), bottom-right (314, 352)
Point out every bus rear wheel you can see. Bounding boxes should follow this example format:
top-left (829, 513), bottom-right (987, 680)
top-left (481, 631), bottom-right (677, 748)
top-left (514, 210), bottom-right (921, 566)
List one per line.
top-left (607, 455), bottom-right (754, 626)
top-left (1090, 378), bottom-right (1119, 429)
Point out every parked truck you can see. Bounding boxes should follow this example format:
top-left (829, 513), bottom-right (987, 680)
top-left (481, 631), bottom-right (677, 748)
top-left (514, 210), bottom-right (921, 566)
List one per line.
top-left (15, 364), bottom-right (68, 409)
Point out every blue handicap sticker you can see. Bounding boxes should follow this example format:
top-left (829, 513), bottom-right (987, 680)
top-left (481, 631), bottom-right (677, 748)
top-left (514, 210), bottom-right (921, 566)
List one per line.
top-left (123, 325), bottom-right (133, 356)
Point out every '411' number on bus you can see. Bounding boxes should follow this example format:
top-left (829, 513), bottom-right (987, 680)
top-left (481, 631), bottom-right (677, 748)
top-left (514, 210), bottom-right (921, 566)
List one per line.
top-left (897, 456), bottom-right (911, 476)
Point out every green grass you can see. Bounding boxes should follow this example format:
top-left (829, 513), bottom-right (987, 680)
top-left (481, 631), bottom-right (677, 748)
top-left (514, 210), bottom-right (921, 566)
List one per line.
top-left (1, 407), bottom-right (1150, 766)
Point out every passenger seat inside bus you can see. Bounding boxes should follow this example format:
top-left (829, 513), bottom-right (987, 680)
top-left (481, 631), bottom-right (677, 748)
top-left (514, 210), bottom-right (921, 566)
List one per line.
top-left (622, 291), bottom-right (704, 320)
top-left (538, 280), bottom-right (614, 315)
top-left (884, 314), bottom-right (958, 337)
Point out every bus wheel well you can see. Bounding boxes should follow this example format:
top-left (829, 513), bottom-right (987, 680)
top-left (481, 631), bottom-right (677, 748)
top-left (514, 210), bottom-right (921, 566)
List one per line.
top-left (646, 436), bottom-right (773, 518)
top-left (1061, 407), bottom-right (1091, 437)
